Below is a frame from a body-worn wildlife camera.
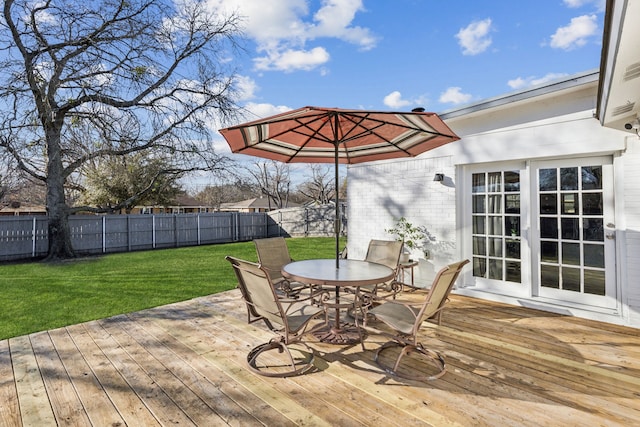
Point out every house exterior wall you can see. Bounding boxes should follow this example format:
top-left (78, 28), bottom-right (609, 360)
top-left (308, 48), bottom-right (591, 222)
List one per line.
top-left (620, 137), bottom-right (640, 325)
top-left (347, 77), bottom-right (640, 328)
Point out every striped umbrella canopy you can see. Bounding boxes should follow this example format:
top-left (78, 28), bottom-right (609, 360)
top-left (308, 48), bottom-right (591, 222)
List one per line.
top-left (219, 106), bottom-right (460, 265)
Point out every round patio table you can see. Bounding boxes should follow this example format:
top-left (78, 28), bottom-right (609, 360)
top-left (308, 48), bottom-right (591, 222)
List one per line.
top-left (282, 259), bottom-right (395, 344)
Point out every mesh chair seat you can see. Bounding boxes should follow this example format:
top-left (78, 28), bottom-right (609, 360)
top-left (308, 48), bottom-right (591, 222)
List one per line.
top-left (226, 256), bottom-right (325, 377)
top-left (363, 259), bottom-right (470, 381)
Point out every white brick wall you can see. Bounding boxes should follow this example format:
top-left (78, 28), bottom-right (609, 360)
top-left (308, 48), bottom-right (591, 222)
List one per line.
top-left (348, 155), bottom-right (458, 286)
top-left (622, 137), bottom-right (640, 323)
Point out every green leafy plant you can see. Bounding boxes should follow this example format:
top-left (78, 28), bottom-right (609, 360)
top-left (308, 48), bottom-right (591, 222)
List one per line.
top-left (385, 217), bottom-right (428, 250)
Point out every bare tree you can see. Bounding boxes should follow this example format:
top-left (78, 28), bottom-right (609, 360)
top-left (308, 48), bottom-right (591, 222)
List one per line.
top-left (0, 0), bottom-right (243, 259)
top-left (297, 164), bottom-right (335, 204)
top-left (247, 160), bottom-right (292, 209)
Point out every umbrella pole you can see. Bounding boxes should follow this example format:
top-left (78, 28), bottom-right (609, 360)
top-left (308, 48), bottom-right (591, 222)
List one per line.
top-left (335, 142), bottom-right (340, 269)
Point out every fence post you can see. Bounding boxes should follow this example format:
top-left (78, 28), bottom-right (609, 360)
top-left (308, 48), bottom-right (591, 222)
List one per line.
top-left (197, 214), bottom-right (201, 245)
top-left (234, 212), bottom-right (239, 241)
top-left (174, 214), bottom-right (178, 248)
top-left (102, 216), bottom-right (106, 253)
top-left (31, 217), bottom-right (37, 257)
top-left (152, 215), bottom-right (156, 249)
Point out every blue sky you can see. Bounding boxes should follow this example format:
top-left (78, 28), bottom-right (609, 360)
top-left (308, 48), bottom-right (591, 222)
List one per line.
top-left (219, 0), bottom-right (605, 120)
top-left (204, 0), bottom-right (606, 185)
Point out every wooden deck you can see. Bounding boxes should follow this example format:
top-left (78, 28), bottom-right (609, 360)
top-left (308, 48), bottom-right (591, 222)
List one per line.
top-left (1, 290), bottom-right (639, 426)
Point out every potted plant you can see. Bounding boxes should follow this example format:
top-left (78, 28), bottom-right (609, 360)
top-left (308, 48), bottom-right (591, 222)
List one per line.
top-left (385, 217), bottom-right (428, 262)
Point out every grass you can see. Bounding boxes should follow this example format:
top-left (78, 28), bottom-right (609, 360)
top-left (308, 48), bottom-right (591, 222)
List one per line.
top-left (0, 236), bottom-right (344, 340)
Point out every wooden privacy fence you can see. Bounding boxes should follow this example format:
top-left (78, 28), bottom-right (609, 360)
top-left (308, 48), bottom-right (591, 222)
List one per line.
top-left (0, 212), bottom-right (267, 262)
top-left (0, 205), bottom-right (345, 262)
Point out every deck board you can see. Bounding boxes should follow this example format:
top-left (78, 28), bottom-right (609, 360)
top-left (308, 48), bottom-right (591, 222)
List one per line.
top-left (1, 291), bottom-right (640, 426)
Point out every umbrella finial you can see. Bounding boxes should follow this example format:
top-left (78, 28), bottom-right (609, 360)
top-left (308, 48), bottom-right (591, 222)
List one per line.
top-left (412, 107), bottom-right (425, 112)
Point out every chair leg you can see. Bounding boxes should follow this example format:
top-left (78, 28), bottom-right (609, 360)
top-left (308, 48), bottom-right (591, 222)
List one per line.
top-left (374, 341), bottom-right (447, 381)
top-left (247, 338), bottom-right (315, 378)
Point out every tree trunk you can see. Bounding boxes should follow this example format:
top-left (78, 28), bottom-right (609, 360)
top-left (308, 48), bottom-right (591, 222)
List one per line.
top-left (45, 123), bottom-right (75, 260)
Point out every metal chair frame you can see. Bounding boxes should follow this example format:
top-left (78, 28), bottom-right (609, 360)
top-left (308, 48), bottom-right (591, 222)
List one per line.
top-left (361, 259), bottom-right (470, 381)
top-left (226, 256), bottom-right (326, 377)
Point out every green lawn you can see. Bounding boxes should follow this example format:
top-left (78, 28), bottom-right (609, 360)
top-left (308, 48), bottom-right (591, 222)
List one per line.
top-left (0, 237), bottom-right (344, 340)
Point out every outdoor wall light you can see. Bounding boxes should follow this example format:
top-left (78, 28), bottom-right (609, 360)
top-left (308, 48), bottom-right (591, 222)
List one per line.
top-left (433, 173), bottom-right (444, 182)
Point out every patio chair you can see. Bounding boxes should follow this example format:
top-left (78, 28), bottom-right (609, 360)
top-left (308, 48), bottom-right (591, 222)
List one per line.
top-left (254, 237), bottom-right (306, 297)
top-left (225, 256), bottom-right (326, 377)
top-left (358, 239), bottom-right (404, 299)
top-left (362, 259), bottom-right (469, 381)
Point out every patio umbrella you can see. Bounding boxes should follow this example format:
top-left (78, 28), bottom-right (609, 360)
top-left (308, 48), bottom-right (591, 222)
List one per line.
top-left (219, 106), bottom-right (460, 267)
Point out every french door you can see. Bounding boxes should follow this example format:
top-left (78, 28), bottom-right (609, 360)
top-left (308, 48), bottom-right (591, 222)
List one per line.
top-left (532, 158), bottom-right (617, 309)
top-left (469, 157), bottom-right (618, 310)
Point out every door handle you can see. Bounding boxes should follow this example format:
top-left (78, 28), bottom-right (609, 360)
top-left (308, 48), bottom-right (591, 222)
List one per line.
top-left (606, 233), bottom-right (615, 240)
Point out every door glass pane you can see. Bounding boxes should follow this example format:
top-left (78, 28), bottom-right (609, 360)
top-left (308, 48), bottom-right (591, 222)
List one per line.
top-left (473, 257), bottom-right (486, 277)
top-left (505, 216), bottom-right (520, 237)
top-left (488, 172), bottom-right (502, 192)
top-left (584, 270), bottom-right (605, 295)
top-left (562, 268), bottom-right (581, 292)
top-left (488, 195), bottom-right (502, 213)
top-left (582, 166), bottom-right (602, 190)
top-left (561, 193), bottom-right (578, 214)
top-left (505, 171), bottom-right (520, 192)
top-left (489, 238), bottom-right (502, 257)
top-left (489, 259), bottom-right (502, 280)
top-left (505, 194), bottom-right (520, 213)
top-left (472, 173), bottom-right (485, 192)
top-left (541, 265), bottom-right (559, 288)
top-left (488, 217), bottom-right (502, 235)
top-left (505, 239), bottom-right (521, 259)
top-left (473, 236), bottom-right (486, 255)
top-left (583, 218), bottom-right (603, 241)
top-left (560, 167), bottom-right (578, 190)
top-left (562, 242), bottom-right (580, 265)
top-left (561, 218), bottom-right (579, 240)
top-left (541, 241), bottom-right (558, 262)
top-left (473, 216), bottom-right (485, 234)
top-left (584, 244), bottom-right (604, 268)
top-left (540, 194), bottom-right (557, 214)
top-left (582, 193), bottom-right (603, 215)
top-left (473, 195), bottom-right (485, 213)
top-left (505, 261), bottom-right (521, 283)
top-left (540, 217), bottom-right (558, 238)
top-left (539, 169), bottom-right (557, 191)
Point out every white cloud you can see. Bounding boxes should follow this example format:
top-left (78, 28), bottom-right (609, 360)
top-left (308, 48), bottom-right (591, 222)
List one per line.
top-left (254, 47), bottom-right (330, 72)
top-left (382, 91), bottom-right (427, 110)
top-left (563, 0), bottom-right (588, 6)
top-left (563, 0), bottom-right (606, 11)
top-left (507, 73), bottom-right (569, 89)
top-left (383, 91), bottom-right (411, 109)
top-left (438, 87), bottom-right (472, 105)
top-left (456, 18), bottom-right (493, 56)
top-left (233, 75), bottom-right (259, 101)
top-left (550, 14), bottom-right (598, 50)
top-left (243, 102), bottom-right (292, 120)
top-left (215, 0), bottom-right (378, 72)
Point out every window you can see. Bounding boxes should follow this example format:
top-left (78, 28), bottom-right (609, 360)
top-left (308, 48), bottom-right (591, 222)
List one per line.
top-left (538, 166), bottom-right (606, 295)
top-left (472, 171), bottom-right (522, 283)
